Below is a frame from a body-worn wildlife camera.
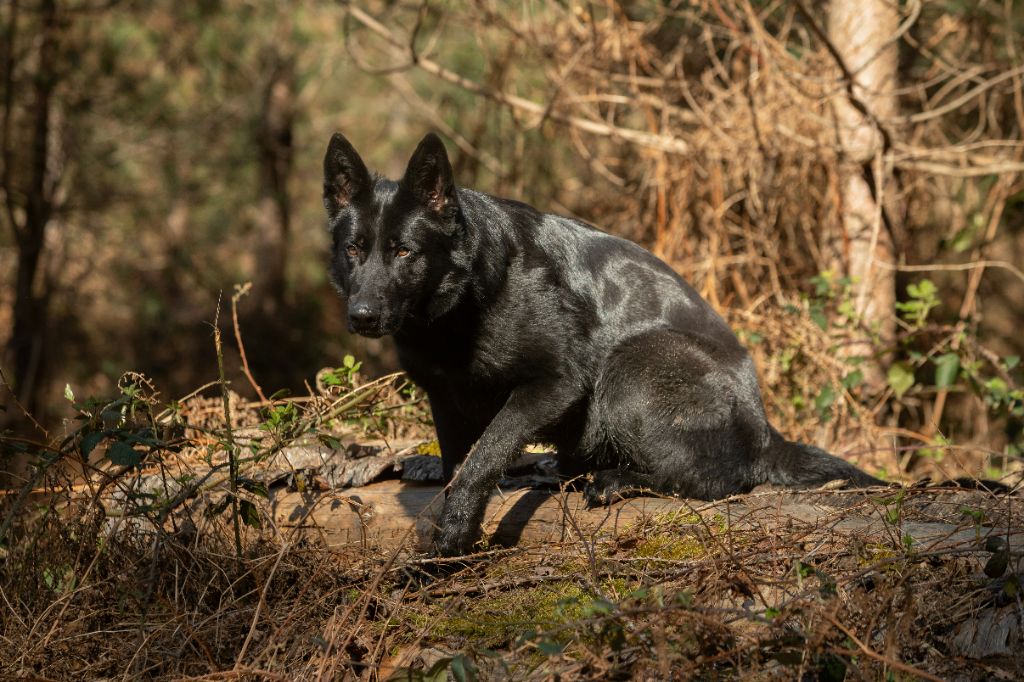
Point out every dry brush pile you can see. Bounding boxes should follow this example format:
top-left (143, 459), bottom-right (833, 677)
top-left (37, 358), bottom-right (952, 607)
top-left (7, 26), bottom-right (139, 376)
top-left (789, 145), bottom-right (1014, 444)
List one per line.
top-left (343, 0), bottom-right (1024, 480)
top-left (1, 368), bottom-right (1022, 680)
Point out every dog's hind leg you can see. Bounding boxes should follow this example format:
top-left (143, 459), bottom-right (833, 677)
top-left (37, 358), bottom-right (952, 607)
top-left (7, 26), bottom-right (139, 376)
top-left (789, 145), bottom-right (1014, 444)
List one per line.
top-left (584, 469), bottom-right (658, 507)
top-left (591, 329), bottom-right (771, 501)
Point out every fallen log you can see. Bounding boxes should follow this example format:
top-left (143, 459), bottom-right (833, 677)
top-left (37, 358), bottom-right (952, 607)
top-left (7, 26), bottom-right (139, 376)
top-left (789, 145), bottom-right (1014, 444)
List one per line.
top-left (268, 480), bottom-right (1022, 554)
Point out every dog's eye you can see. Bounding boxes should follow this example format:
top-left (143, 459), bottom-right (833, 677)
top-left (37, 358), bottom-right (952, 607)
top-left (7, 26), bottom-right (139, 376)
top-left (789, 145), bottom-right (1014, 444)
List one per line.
top-left (346, 244), bottom-right (359, 257)
top-left (396, 247), bottom-right (411, 258)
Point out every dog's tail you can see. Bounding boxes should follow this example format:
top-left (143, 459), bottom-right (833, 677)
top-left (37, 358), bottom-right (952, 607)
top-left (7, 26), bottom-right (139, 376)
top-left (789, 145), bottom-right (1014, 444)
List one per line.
top-left (759, 428), bottom-right (886, 489)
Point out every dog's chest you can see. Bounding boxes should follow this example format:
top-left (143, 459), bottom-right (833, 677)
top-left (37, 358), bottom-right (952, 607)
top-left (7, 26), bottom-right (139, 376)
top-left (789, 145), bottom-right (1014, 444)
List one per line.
top-left (396, 323), bottom-right (550, 394)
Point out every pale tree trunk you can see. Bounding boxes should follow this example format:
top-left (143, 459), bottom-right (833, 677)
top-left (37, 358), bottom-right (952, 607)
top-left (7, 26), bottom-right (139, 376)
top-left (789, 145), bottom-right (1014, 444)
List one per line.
top-left (826, 0), bottom-right (900, 390)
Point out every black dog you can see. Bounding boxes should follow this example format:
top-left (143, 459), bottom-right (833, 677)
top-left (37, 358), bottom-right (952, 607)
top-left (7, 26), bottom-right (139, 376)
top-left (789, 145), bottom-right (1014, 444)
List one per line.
top-left (323, 132), bottom-right (883, 556)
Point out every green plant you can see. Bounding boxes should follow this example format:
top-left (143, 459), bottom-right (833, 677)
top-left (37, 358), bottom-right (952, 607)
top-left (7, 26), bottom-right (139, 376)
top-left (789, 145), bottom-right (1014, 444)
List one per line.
top-left (894, 280), bottom-right (939, 330)
top-left (321, 355), bottom-right (363, 391)
top-left (69, 378), bottom-right (178, 470)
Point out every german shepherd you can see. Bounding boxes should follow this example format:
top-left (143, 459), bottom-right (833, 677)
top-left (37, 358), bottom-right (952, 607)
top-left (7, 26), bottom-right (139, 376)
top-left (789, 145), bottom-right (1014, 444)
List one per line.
top-left (323, 132), bottom-right (883, 556)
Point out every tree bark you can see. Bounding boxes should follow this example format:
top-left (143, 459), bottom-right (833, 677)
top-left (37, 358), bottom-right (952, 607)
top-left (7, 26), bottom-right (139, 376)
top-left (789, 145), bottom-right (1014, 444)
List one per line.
top-left (253, 53), bottom-right (295, 312)
top-left (5, 0), bottom-right (60, 418)
top-left (826, 0), bottom-right (900, 388)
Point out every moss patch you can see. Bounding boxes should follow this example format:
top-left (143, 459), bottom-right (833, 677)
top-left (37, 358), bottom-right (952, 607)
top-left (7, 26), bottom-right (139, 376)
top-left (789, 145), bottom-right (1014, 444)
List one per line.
top-left (635, 534), bottom-right (707, 561)
top-left (647, 510), bottom-right (702, 527)
top-left (405, 580), bottom-right (593, 647)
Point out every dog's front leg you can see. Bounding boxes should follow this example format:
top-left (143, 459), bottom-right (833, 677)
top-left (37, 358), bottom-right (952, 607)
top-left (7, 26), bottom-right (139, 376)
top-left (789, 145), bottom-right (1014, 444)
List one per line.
top-left (433, 384), bottom-right (574, 557)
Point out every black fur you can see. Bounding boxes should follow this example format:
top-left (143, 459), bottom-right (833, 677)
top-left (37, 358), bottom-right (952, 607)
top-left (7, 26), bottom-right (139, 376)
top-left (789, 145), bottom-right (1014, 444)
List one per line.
top-left (323, 132), bottom-right (884, 556)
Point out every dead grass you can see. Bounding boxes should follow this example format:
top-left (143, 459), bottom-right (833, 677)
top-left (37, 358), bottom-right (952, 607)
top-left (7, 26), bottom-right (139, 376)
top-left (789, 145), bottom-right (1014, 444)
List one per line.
top-left (1, 370), bottom-right (1022, 681)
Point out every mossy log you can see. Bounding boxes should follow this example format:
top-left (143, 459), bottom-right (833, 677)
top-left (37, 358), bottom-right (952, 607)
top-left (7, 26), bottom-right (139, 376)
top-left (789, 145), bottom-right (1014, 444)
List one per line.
top-left (267, 480), bottom-right (1020, 554)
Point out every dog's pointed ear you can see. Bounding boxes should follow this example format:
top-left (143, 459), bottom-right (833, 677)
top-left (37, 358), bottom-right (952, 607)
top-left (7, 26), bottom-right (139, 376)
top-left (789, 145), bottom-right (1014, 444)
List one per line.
top-left (401, 133), bottom-right (456, 216)
top-left (323, 133), bottom-right (371, 215)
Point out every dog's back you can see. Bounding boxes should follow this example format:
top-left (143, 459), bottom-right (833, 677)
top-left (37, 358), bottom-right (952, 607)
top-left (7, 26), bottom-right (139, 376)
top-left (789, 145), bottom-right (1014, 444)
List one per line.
top-left (428, 187), bottom-right (744, 363)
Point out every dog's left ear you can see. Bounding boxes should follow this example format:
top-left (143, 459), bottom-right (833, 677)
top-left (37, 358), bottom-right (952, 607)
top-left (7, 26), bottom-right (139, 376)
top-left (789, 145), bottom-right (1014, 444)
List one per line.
top-left (323, 133), bottom-right (372, 216)
top-left (402, 133), bottom-right (457, 217)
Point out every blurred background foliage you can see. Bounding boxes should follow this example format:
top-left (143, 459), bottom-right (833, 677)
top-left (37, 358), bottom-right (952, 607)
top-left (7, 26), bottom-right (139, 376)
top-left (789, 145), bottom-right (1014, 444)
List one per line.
top-left (2, 0), bottom-right (1023, 483)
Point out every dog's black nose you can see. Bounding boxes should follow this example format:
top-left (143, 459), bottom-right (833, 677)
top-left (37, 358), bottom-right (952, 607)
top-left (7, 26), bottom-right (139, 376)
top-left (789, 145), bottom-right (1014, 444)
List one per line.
top-left (348, 303), bottom-right (380, 329)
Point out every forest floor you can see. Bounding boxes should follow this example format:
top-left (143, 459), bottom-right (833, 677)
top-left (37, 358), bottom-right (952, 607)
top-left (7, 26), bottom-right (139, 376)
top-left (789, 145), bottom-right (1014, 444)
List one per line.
top-left (1, 372), bottom-right (1022, 681)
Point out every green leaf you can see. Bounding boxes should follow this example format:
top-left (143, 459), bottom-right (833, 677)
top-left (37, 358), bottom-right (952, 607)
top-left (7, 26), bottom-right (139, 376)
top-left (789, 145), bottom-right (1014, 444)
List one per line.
top-left (449, 654), bottom-right (477, 682)
top-left (125, 432), bottom-right (165, 448)
top-left (536, 640), bottom-right (566, 655)
top-left (985, 377), bottom-right (1008, 399)
top-left (887, 363), bottom-right (915, 399)
top-left (343, 354), bottom-right (355, 369)
top-left (205, 495), bottom-right (232, 518)
top-left (841, 370), bottom-right (864, 390)
top-left (911, 279), bottom-right (936, 299)
top-left (423, 657), bottom-right (451, 682)
top-left (934, 353), bottom-right (960, 388)
top-left (80, 430), bottom-right (106, 457)
top-left (984, 549), bottom-right (1009, 578)
top-left (629, 586), bottom-right (650, 601)
top-left (1005, 355), bottom-right (1020, 370)
top-left (814, 385), bottom-right (835, 415)
top-left (584, 598), bottom-right (615, 616)
top-left (960, 507), bottom-right (985, 524)
top-left (238, 477), bottom-right (269, 498)
top-left (320, 435), bottom-right (343, 450)
top-left (239, 499), bottom-right (262, 528)
top-left (810, 272), bottom-right (831, 297)
top-left (949, 227), bottom-right (974, 253)
top-left (515, 630), bottom-right (537, 647)
top-left (64, 384), bottom-right (75, 402)
top-left (107, 441), bottom-right (143, 467)
top-left (810, 303), bottom-right (828, 330)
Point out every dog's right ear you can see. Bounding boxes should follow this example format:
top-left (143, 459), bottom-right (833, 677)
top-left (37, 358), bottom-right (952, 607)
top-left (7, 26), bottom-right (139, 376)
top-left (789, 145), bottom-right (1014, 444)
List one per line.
top-left (323, 133), bottom-right (371, 215)
top-left (401, 133), bottom-right (456, 218)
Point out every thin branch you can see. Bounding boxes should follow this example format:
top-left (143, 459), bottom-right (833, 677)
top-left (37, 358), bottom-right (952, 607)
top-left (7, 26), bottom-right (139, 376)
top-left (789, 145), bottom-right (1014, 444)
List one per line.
top-left (214, 295), bottom-right (243, 562)
top-left (343, 3), bottom-right (690, 155)
top-left (231, 282), bottom-right (267, 403)
top-left (900, 65), bottom-right (1024, 125)
top-left (875, 258), bottom-right (1024, 286)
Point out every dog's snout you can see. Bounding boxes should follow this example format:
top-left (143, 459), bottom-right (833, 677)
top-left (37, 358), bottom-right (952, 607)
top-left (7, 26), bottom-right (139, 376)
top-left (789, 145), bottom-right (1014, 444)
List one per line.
top-left (346, 301), bottom-right (382, 333)
top-left (349, 302), bottom-right (380, 326)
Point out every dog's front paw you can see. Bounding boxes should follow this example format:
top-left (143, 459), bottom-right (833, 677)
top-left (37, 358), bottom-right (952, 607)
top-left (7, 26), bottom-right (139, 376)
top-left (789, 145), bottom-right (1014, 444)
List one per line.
top-left (432, 526), bottom-right (478, 558)
top-left (434, 488), bottom-right (488, 556)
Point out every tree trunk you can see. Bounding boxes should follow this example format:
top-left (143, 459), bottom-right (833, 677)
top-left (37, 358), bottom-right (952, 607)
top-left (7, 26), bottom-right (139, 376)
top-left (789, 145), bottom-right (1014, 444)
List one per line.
top-left (826, 0), bottom-right (900, 390)
top-left (253, 54), bottom-right (295, 313)
top-left (4, 0), bottom-right (59, 419)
